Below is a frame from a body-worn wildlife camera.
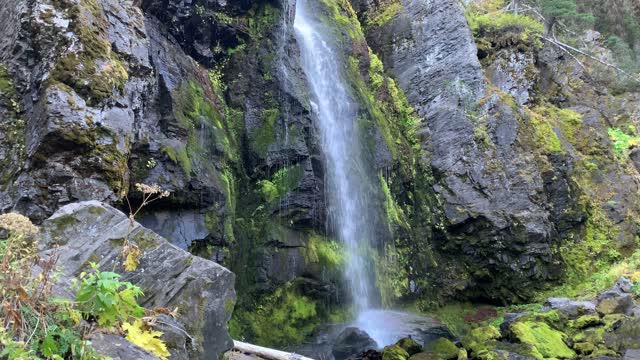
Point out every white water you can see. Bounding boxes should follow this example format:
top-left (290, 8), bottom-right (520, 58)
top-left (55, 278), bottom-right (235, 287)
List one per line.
top-left (293, 0), bottom-right (375, 312)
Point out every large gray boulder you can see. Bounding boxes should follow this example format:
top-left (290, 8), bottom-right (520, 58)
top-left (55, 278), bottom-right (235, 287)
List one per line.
top-left (39, 201), bottom-right (236, 360)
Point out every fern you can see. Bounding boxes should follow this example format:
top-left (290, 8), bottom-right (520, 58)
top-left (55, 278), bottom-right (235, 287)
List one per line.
top-left (123, 320), bottom-right (171, 359)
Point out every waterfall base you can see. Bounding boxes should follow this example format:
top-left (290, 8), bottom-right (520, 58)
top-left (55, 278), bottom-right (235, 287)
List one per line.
top-left (292, 310), bottom-right (445, 359)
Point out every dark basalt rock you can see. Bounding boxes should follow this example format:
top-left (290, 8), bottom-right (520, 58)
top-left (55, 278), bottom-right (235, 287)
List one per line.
top-left (333, 327), bottom-right (379, 360)
top-left (545, 297), bottom-right (597, 318)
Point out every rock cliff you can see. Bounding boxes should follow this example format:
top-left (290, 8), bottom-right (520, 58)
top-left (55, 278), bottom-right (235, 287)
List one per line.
top-left (2, 0), bottom-right (640, 350)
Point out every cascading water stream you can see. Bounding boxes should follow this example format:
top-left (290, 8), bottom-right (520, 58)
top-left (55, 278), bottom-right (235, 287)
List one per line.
top-left (293, 0), bottom-right (375, 313)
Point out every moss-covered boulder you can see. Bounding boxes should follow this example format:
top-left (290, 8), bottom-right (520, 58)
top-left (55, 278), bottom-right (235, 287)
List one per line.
top-left (383, 344), bottom-right (410, 360)
top-left (509, 321), bottom-right (575, 359)
top-left (397, 337), bottom-right (423, 356)
top-left (39, 201), bottom-right (236, 359)
top-left (423, 338), bottom-right (458, 360)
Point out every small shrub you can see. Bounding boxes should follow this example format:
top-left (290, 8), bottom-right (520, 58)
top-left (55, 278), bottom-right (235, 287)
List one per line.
top-left (75, 263), bottom-right (145, 327)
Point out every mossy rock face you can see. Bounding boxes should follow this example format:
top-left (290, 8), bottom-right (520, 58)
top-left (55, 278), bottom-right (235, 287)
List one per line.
top-left (510, 321), bottom-right (575, 359)
top-left (424, 338), bottom-right (458, 360)
top-left (383, 344), bottom-right (410, 360)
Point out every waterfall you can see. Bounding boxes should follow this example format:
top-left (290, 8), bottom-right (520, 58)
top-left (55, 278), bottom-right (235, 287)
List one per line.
top-left (293, 0), bottom-right (375, 313)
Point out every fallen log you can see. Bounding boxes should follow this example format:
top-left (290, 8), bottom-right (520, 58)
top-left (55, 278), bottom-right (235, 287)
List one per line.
top-left (232, 340), bottom-right (316, 360)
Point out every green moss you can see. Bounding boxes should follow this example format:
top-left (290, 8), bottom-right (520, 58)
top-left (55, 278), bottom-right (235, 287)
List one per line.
top-left (304, 234), bottom-right (345, 271)
top-left (162, 145), bottom-right (192, 178)
top-left (247, 3), bottom-right (279, 40)
top-left (230, 283), bottom-right (319, 347)
top-left (318, 0), bottom-right (363, 41)
top-left (219, 169), bottom-right (237, 244)
top-left (257, 165), bottom-right (304, 205)
top-left (383, 344), bottom-right (410, 360)
top-left (571, 315), bottom-right (603, 329)
top-left (0, 64), bottom-right (25, 185)
top-left (510, 321), bottom-right (575, 359)
top-left (527, 108), bottom-right (563, 154)
top-left (608, 126), bottom-right (640, 159)
top-left (397, 337), bottom-right (423, 356)
top-left (466, 2), bottom-right (544, 54)
top-left (374, 244), bottom-right (410, 307)
top-left (224, 299), bottom-right (235, 316)
top-left (50, 0), bottom-right (128, 105)
top-left (380, 174), bottom-right (409, 231)
top-left (463, 325), bottom-right (501, 357)
top-left (434, 304), bottom-right (479, 338)
top-left (365, 1), bottom-right (403, 29)
top-left (0, 66), bottom-right (16, 98)
top-left (424, 338), bottom-right (458, 359)
top-left (250, 108), bottom-right (278, 157)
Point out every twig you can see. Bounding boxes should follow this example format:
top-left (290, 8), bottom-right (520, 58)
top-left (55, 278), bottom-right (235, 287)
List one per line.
top-left (25, 316), bottom-right (39, 346)
top-left (537, 35), bottom-right (640, 81)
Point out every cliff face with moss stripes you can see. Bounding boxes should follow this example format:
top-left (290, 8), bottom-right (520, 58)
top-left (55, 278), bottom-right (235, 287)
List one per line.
top-left (2, 0), bottom-right (640, 349)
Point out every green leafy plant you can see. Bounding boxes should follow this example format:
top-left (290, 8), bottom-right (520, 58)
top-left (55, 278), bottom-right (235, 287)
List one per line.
top-left (75, 263), bottom-right (144, 327)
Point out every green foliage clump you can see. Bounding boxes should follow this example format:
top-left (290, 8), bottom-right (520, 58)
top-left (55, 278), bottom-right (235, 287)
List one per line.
top-left (0, 214), bottom-right (107, 360)
top-left (75, 263), bottom-right (145, 327)
top-left (229, 283), bottom-right (318, 347)
top-left (257, 165), bottom-right (304, 204)
top-left (536, 0), bottom-right (594, 31)
top-left (608, 126), bottom-right (640, 159)
top-left (466, 1), bottom-right (544, 53)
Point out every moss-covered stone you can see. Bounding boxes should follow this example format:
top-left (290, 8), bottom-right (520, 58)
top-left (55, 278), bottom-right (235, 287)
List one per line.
top-left (383, 344), bottom-right (410, 360)
top-left (424, 338), bottom-right (458, 360)
top-left (572, 315), bottom-right (604, 329)
top-left (397, 337), bottom-right (423, 356)
top-left (463, 325), bottom-right (501, 357)
top-left (50, 0), bottom-right (128, 105)
top-left (510, 321), bottom-right (575, 359)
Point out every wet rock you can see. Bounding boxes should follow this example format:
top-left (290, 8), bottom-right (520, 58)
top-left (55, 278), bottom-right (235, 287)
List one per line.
top-left (545, 297), bottom-right (597, 318)
top-left (626, 349), bottom-right (640, 360)
top-left (38, 201), bottom-right (236, 359)
top-left (487, 49), bottom-right (537, 105)
top-left (407, 353), bottom-right (439, 360)
top-left (89, 332), bottom-right (159, 360)
top-left (153, 314), bottom-right (190, 359)
top-left (396, 337), bottom-right (423, 356)
top-left (605, 318), bottom-right (640, 353)
top-left (597, 279), bottom-right (635, 315)
top-left (333, 327), bottom-right (379, 360)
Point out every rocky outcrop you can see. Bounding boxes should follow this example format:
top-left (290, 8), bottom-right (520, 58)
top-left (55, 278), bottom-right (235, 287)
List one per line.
top-left (39, 201), bottom-right (236, 359)
top-left (354, 0), bottom-right (640, 303)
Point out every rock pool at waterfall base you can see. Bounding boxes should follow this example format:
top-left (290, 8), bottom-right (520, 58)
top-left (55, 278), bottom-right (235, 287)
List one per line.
top-left (4, 0), bottom-right (640, 359)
